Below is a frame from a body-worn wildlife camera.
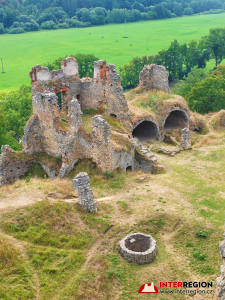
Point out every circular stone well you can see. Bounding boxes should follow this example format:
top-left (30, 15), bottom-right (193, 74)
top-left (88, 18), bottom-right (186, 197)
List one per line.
top-left (119, 233), bottom-right (157, 264)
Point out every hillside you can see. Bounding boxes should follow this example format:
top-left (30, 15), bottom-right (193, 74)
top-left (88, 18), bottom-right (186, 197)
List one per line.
top-left (0, 113), bottom-right (224, 299)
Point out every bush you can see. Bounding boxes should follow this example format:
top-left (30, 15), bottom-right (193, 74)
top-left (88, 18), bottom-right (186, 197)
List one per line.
top-left (0, 26), bottom-right (5, 34)
top-left (193, 249), bottom-right (207, 261)
top-left (103, 171), bottom-right (114, 179)
top-left (183, 7), bottom-right (193, 15)
top-left (58, 22), bottom-right (69, 29)
top-left (40, 21), bottom-right (58, 30)
top-left (196, 230), bottom-right (208, 238)
top-left (9, 27), bottom-right (24, 34)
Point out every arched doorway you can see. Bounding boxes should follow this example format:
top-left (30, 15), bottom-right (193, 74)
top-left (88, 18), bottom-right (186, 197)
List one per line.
top-left (132, 121), bottom-right (158, 142)
top-left (164, 110), bottom-right (188, 132)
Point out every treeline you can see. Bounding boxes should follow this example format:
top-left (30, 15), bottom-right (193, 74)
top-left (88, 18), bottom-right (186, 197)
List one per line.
top-left (1, 0), bottom-right (225, 34)
top-left (120, 27), bottom-right (225, 89)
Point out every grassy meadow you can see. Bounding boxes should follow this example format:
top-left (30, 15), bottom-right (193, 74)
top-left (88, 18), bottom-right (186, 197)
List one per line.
top-left (0, 13), bottom-right (225, 92)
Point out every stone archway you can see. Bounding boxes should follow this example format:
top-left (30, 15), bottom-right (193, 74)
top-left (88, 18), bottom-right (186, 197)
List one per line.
top-left (132, 119), bottom-right (159, 142)
top-left (163, 109), bottom-right (189, 132)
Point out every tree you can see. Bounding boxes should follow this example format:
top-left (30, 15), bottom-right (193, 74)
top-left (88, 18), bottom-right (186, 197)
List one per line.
top-left (202, 28), bottom-right (225, 67)
top-left (187, 75), bottom-right (225, 114)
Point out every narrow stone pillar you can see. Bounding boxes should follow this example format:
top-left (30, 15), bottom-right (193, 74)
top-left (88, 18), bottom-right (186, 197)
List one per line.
top-left (180, 128), bottom-right (191, 149)
top-left (67, 98), bottom-right (83, 132)
top-left (72, 172), bottom-right (97, 213)
top-left (216, 233), bottom-right (225, 299)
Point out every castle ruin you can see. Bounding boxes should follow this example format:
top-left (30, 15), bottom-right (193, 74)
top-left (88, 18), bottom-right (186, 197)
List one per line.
top-left (0, 58), bottom-right (190, 185)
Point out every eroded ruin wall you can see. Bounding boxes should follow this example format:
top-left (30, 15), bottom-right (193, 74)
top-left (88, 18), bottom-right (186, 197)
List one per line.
top-left (139, 64), bottom-right (170, 93)
top-left (0, 145), bottom-right (35, 186)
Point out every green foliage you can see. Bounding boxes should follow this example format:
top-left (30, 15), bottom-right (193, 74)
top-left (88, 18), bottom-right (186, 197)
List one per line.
top-left (186, 242), bottom-right (194, 247)
top-left (187, 75), bottom-right (225, 114)
top-left (103, 171), bottom-right (114, 179)
top-left (193, 249), bottom-right (207, 261)
top-left (171, 66), bottom-right (209, 99)
top-left (203, 27), bottom-right (225, 66)
top-left (0, 85), bottom-right (32, 150)
top-left (120, 38), bottom-right (210, 89)
top-left (196, 230), bottom-right (208, 238)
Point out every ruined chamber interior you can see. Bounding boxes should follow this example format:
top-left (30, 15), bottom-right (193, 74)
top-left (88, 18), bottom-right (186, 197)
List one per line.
top-left (163, 110), bottom-right (188, 132)
top-left (132, 121), bottom-right (158, 142)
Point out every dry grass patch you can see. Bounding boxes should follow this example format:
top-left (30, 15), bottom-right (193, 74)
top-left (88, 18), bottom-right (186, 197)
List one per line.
top-left (209, 109), bottom-right (225, 130)
top-left (190, 111), bottom-right (209, 134)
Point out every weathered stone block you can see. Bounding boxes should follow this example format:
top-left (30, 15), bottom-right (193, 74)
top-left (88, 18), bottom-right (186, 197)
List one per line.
top-left (72, 172), bottom-right (97, 213)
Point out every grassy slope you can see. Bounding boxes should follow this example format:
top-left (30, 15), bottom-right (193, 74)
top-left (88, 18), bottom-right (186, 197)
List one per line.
top-left (0, 128), bottom-right (225, 299)
top-left (0, 13), bottom-right (225, 92)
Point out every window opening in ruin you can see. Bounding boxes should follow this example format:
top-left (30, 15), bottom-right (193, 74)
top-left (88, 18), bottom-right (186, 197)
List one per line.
top-left (110, 114), bottom-right (117, 118)
top-left (132, 121), bottom-right (158, 142)
top-left (56, 92), bottom-right (62, 110)
top-left (164, 110), bottom-right (188, 132)
top-left (126, 166), bottom-right (132, 172)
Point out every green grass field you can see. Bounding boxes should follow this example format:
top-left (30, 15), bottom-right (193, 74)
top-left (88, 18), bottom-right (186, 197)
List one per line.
top-left (0, 13), bottom-right (225, 92)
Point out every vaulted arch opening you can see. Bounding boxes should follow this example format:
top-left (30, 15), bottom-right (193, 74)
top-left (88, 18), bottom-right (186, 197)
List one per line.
top-left (164, 110), bottom-right (188, 132)
top-left (132, 121), bottom-right (158, 142)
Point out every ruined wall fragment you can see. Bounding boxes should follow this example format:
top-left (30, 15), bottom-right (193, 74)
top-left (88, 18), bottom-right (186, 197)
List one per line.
top-left (72, 172), bottom-right (97, 213)
top-left (92, 115), bottom-right (112, 171)
top-left (139, 64), bottom-right (170, 93)
top-left (67, 98), bottom-right (83, 132)
top-left (180, 128), bottom-right (191, 149)
top-left (23, 115), bottom-right (43, 155)
top-left (61, 57), bottom-right (79, 77)
top-left (0, 145), bottom-right (35, 186)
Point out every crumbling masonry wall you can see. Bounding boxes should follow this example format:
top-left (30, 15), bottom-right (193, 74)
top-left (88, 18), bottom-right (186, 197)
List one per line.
top-left (139, 64), bottom-right (170, 93)
top-left (30, 58), bottom-right (131, 130)
top-left (0, 145), bottom-right (35, 186)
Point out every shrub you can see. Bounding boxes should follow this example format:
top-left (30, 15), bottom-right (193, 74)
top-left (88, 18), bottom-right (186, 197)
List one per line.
top-left (183, 7), bottom-right (193, 15)
top-left (58, 22), bottom-right (69, 29)
top-left (40, 21), bottom-right (58, 30)
top-left (9, 27), bottom-right (24, 34)
top-left (193, 249), bottom-right (207, 261)
top-left (0, 26), bottom-right (5, 34)
top-left (103, 171), bottom-right (114, 179)
top-left (196, 230), bottom-right (208, 238)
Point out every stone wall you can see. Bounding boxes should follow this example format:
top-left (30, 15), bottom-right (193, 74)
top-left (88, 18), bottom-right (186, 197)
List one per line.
top-left (0, 145), bottom-right (35, 186)
top-left (216, 233), bottom-right (225, 300)
top-left (139, 64), bottom-right (170, 93)
top-left (72, 172), bottom-right (97, 213)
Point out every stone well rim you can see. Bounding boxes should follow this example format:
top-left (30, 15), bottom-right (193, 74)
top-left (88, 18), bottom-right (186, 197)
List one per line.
top-left (119, 232), bottom-right (156, 255)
